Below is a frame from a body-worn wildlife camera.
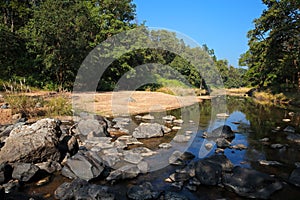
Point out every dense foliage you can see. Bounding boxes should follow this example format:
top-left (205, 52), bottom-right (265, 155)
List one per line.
top-left (240, 0), bottom-right (300, 92)
top-left (0, 0), bottom-right (246, 91)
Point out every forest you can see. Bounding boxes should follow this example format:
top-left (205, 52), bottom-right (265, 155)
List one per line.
top-left (0, 0), bottom-right (299, 93)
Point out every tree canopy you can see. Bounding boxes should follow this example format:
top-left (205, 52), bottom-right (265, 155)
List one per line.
top-left (240, 0), bottom-right (300, 92)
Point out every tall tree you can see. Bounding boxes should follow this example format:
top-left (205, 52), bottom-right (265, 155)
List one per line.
top-left (240, 0), bottom-right (300, 92)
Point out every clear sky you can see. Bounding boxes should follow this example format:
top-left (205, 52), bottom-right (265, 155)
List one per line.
top-left (133, 0), bottom-right (266, 67)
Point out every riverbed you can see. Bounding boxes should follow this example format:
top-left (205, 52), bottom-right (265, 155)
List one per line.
top-left (24, 96), bottom-right (300, 199)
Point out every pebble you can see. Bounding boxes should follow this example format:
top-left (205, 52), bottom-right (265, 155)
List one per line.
top-left (205, 143), bottom-right (214, 150)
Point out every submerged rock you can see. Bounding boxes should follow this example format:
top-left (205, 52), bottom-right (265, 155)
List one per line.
top-left (127, 182), bottom-right (160, 200)
top-left (54, 178), bottom-right (114, 200)
top-left (223, 166), bottom-right (283, 199)
top-left (289, 168), bottom-right (300, 187)
top-left (0, 118), bottom-right (61, 163)
top-left (287, 134), bottom-right (300, 143)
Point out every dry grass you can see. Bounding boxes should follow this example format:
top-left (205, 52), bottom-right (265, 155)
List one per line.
top-left (253, 91), bottom-right (290, 105)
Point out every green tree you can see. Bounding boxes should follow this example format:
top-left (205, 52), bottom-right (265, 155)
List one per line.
top-left (240, 0), bottom-right (300, 92)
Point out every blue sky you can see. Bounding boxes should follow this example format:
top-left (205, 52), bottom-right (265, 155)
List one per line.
top-left (133, 0), bottom-right (266, 67)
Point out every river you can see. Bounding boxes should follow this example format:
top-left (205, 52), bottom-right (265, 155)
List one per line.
top-left (25, 96), bottom-right (300, 199)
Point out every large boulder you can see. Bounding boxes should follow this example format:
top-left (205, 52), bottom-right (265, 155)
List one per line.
top-left (54, 178), bottom-right (114, 200)
top-left (132, 123), bottom-right (166, 139)
top-left (223, 166), bottom-right (283, 199)
top-left (0, 118), bottom-right (61, 163)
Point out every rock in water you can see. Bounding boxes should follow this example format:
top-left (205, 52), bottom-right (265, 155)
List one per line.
top-left (132, 123), bottom-right (165, 139)
top-left (127, 182), bottom-right (160, 200)
top-left (289, 168), bottom-right (300, 187)
top-left (223, 166), bottom-right (283, 199)
top-left (55, 178), bottom-right (114, 200)
top-left (210, 125), bottom-right (235, 139)
top-left (0, 118), bottom-right (61, 163)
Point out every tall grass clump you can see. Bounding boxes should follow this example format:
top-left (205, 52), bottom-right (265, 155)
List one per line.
top-left (46, 96), bottom-right (72, 117)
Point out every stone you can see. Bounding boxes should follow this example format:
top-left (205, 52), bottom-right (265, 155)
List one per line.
top-left (195, 159), bottom-right (222, 185)
top-left (54, 178), bottom-right (114, 200)
top-left (230, 144), bottom-right (247, 150)
top-left (287, 134), bottom-right (300, 143)
top-left (259, 160), bottom-right (282, 166)
top-left (259, 138), bottom-right (270, 142)
top-left (283, 126), bottom-right (295, 133)
top-left (58, 135), bottom-right (79, 158)
top-left (106, 164), bottom-right (140, 181)
top-left (159, 143), bottom-right (172, 149)
top-left (0, 118), bottom-right (61, 163)
top-left (130, 147), bottom-right (157, 157)
top-left (173, 134), bottom-right (190, 143)
top-left (172, 126), bottom-right (182, 131)
top-left (204, 154), bottom-right (234, 172)
top-left (62, 151), bottom-right (104, 181)
top-left (163, 192), bottom-right (189, 200)
top-left (216, 138), bottom-right (231, 148)
top-left (270, 143), bottom-right (285, 149)
top-left (2, 179), bottom-right (20, 194)
top-left (132, 123), bottom-right (165, 139)
top-left (173, 119), bottom-right (184, 124)
top-left (127, 182), bottom-right (160, 200)
top-left (289, 168), bottom-right (300, 187)
top-left (137, 161), bottom-right (149, 174)
top-left (169, 151), bottom-right (195, 166)
top-left (123, 151), bottom-right (143, 164)
top-left (216, 113), bottom-right (229, 118)
top-left (210, 125), bottom-right (235, 139)
top-left (141, 114), bottom-right (154, 120)
top-left (162, 115), bottom-right (176, 122)
top-left (12, 163), bottom-right (39, 182)
top-left (77, 118), bottom-right (109, 137)
top-left (205, 143), bottom-right (214, 150)
top-left (35, 160), bottom-right (61, 174)
top-left (223, 166), bottom-right (283, 199)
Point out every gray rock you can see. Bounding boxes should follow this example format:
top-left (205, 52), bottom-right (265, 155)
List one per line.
top-left (162, 115), bottom-right (176, 122)
top-left (54, 178), bottom-right (114, 200)
top-left (284, 126), bottom-right (295, 133)
top-left (169, 151), bottom-right (195, 166)
top-left (223, 166), bottom-right (283, 199)
top-left (35, 160), bottom-right (61, 174)
top-left (112, 117), bottom-right (131, 129)
top-left (130, 147), bottom-right (157, 157)
top-left (173, 135), bottom-right (191, 143)
top-left (106, 164), bottom-right (140, 181)
top-left (2, 179), bottom-right (20, 194)
top-left (204, 154), bottom-right (234, 172)
top-left (137, 161), bottom-right (149, 174)
top-left (210, 125), bottom-right (235, 139)
top-left (141, 114), bottom-right (154, 120)
top-left (270, 143), bottom-right (285, 149)
top-left (12, 163), bottom-right (39, 182)
top-left (77, 118), bottom-right (109, 137)
top-left (0, 118), bottom-right (61, 163)
top-left (127, 182), bottom-right (160, 200)
top-left (195, 159), bottom-right (222, 185)
top-left (173, 119), bottom-right (184, 124)
top-left (289, 168), bottom-right (300, 187)
top-left (216, 138), bottom-right (231, 148)
top-left (287, 134), bottom-right (300, 143)
top-left (163, 192), bottom-right (189, 200)
top-left (259, 160), bottom-right (282, 166)
top-left (123, 151), bottom-right (143, 164)
top-left (159, 143), bottom-right (172, 149)
top-left (132, 123), bottom-right (165, 139)
top-left (62, 151), bottom-right (104, 181)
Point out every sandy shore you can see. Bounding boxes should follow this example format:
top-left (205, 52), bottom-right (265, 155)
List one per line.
top-left (73, 91), bottom-right (211, 117)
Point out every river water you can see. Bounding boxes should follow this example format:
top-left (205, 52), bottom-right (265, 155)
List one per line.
top-left (26, 96), bottom-right (300, 199)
